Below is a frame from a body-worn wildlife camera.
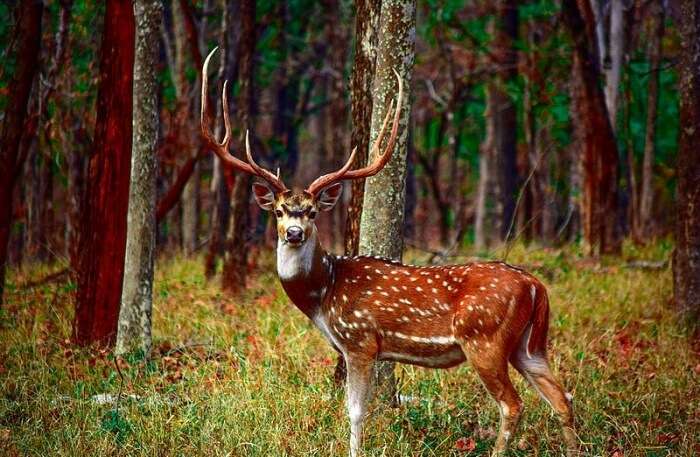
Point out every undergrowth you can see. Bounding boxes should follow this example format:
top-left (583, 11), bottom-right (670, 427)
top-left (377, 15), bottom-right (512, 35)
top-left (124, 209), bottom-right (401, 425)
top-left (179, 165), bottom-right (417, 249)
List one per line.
top-left (1, 240), bottom-right (698, 456)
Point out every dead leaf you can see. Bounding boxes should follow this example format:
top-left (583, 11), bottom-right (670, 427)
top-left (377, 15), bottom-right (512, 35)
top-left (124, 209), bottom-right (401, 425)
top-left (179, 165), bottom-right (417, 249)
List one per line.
top-left (454, 437), bottom-right (477, 452)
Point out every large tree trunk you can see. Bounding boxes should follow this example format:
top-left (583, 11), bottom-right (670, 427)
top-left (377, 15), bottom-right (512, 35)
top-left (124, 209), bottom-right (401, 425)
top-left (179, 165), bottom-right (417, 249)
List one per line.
top-left (116, 0), bottom-right (162, 357)
top-left (674, 0), bottom-right (700, 326)
top-left (343, 0), bottom-right (381, 257)
top-left (562, 0), bottom-right (621, 256)
top-left (475, 0), bottom-right (518, 248)
top-left (222, 0), bottom-right (256, 296)
top-left (0, 0), bottom-right (43, 306)
top-left (358, 0), bottom-right (415, 402)
top-left (639, 1), bottom-right (665, 239)
top-left (73, 0), bottom-right (134, 346)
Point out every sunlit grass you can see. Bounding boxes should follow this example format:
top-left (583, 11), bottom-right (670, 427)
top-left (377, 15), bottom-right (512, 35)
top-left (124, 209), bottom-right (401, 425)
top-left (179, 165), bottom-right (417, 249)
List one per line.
top-left (1, 241), bottom-right (698, 456)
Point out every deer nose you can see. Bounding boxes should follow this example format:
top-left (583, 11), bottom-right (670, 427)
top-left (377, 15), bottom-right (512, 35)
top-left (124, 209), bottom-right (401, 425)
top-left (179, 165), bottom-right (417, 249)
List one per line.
top-left (286, 226), bottom-right (304, 244)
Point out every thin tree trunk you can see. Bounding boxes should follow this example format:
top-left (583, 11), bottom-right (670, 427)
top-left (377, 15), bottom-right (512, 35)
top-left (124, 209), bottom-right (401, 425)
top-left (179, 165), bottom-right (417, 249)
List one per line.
top-left (73, 0), bottom-right (134, 345)
top-left (673, 0), bottom-right (700, 326)
top-left (605, 0), bottom-right (624, 129)
top-left (205, 0), bottom-right (238, 279)
top-left (343, 0), bottom-right (381, 256)
top-left (0, 0), bottom-right (43, 306)
top-left (476, 0), bottom-right (518, 248)
top-left (116, 0), bottom-right (162, 357)
top-left (563, 0), bottom-right (621, 256)
top-left (172, 0), bottom-right (199, 254)
top-left (358, 0), bottom-right (415, 403)
top-left (222, 0), bottom-right (256, 296)
top-left (639, 1), bottom-right (665, 239)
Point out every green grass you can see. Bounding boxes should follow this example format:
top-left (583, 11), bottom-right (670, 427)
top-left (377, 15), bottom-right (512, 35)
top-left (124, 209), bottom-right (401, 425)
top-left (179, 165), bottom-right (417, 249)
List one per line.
top-left (1, 241), bottom-right (698, 456)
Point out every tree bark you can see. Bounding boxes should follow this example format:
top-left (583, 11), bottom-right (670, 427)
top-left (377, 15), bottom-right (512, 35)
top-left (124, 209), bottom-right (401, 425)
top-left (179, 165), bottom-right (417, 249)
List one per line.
top-left (674, 0), bottom-right (700, 326)
top-left (639, 1), bottom-right (665, 239)
top-left (605, 0), bottom-right (625, 129)
top-left (0, 0), bottom-right (43, 306)
top-left (205, 0), bottom-right (239, 279)
top-left (344, 0), bottom-right (381, 257)
top-left (172, 0), bottom-right (199, 254)
top-left (73, 0), bottom-right (134, 346)
top-left (475, 0), bottom-right (518, 248)
top-left (222, 0), bottom-right (256, 296)
top-left (358, 0), bottom-right (415, 402)
top-left (562, 0), bottom-right (621, 256)
top-left (116, 0), bottom-right (162, 357)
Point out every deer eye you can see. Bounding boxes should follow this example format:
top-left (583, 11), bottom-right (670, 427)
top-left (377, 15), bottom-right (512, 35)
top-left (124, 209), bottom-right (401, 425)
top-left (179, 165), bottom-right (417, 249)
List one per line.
top-left (308, 210), bottom-right (317, 219)
top-left (275, 210), bottom-right (283, 218)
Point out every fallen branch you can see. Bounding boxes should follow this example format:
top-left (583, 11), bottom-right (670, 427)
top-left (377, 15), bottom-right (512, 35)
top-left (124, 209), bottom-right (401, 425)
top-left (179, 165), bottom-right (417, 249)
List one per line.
top-left (18, 267), bottom-right (70, 289)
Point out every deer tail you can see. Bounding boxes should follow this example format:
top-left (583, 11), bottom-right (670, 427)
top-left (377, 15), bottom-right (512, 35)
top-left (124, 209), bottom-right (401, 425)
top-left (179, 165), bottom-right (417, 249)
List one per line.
top-left (527, 283), bottom-right (550, 358)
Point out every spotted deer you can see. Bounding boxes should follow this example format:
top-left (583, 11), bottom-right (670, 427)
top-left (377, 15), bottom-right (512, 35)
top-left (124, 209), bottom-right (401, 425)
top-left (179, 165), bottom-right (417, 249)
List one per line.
top-left (201, 47), bottom-right (578, 457)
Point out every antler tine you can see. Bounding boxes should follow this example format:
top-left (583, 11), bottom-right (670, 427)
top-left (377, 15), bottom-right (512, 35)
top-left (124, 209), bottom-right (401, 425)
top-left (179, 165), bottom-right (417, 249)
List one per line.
top-left (245, 130), bottom-right (288, 192)
top-left (305, 70), bottom-right (403, 196)
top-left (200, 47), bottom-right (256, 176)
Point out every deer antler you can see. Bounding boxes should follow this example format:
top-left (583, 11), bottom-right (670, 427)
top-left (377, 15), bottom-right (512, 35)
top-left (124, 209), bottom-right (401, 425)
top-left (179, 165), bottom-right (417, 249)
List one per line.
top-left (201, 47), bottom-right (287, 193)
top-left (305, 69), bottom-right (404, 197)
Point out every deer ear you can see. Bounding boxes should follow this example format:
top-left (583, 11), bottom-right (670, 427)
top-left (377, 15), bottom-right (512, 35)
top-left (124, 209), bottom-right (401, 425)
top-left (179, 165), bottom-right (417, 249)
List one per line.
top-left (317, 182), bottom-right (343, 211)
top-left (252, 182), bottom-right (275, 211)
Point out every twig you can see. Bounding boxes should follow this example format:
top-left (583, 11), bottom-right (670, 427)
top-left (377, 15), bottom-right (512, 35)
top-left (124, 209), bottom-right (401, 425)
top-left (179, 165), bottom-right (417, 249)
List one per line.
top-left (114, 356), bottom-right (125, 416)
top-left (17, 267), bottom-right (69, 289)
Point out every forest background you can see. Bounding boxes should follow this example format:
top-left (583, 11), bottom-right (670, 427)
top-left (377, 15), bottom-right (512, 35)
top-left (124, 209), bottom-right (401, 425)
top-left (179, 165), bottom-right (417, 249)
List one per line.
top-left (1, 0), bottom-right (699, 455)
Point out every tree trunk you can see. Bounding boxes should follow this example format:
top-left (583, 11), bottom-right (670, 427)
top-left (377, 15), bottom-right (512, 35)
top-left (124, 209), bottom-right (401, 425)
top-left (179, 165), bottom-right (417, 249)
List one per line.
top-left (605, 0), bottom-right (624, 129)
top-left (475, 0), bottom-right (518, 248)
top-left (343, 0), bottom-right (381, 256)
top-left (172, 0), bottom-right (199, 254)
top-left (639, 1), bottom-right (665, 239)
top-left (116, 0), bottom-right (162, 357)
top-left (358, 0), bottom-right (415, 403)
top-left (563, 0), bottom-right (621, 256)
top-left (222, 0), bottom-right (256, 296)
top-left (673, 0), bottom-right (700, 327)
top-left (73, 0), bottom-right (134, 346)
top-left (205, 0), bottom-right (239, 279)
top-left (0, 0), bottom-right (43, 306)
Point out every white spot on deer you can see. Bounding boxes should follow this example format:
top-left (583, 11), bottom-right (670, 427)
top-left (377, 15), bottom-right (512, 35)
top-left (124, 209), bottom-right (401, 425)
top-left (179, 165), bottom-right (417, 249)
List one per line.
top-left (364, 265), bottom-right (371, 269)
top-left (467, 305), bottom-right (474, 311)
top-left (427, 278), bottom-right (433, 284)
top-left (432, 288), bottom-right (438, 294)
top-left (479, 286), bottom-right (486, 291)
top-left (342, 294), bottom-right (348, 302)
top-left (410, 277), bottom-right (418, 282)
top-left (478, 319), bottom-right (483, 326)
top-left (353, 310), bottom-right (363, 318)
top-left (391, 286), bottom-right (399, 292)
top-left (366, 275), bottom-right (372, 280)
top-left (416, 286), bottom-right (423, 292)
top-left (365, 290), bottom-right (373, 296)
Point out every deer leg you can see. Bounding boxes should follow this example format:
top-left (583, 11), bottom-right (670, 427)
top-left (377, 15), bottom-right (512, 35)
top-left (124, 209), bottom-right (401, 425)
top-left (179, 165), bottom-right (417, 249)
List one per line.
top-left (510, 353), bottom-right (579, 456)
top-left (464, 345), bottom-right (523, 456)
top-left (345, 355), bottom-right (374, 457)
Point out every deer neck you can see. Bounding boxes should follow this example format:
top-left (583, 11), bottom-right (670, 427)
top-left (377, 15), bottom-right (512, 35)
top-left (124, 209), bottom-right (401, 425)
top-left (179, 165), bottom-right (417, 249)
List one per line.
top-left (276, 228), bottom-right (334, 319)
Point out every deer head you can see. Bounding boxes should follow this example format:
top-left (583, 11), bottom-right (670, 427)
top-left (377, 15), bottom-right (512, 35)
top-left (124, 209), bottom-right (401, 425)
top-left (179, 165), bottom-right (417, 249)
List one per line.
top-left (201, 47), bottom-right (403, 249)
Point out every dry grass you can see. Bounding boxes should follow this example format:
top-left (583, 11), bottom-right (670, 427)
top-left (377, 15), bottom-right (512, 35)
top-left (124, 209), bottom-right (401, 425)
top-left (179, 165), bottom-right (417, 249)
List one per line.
top-left (1, 240), bottom-right (698, 456)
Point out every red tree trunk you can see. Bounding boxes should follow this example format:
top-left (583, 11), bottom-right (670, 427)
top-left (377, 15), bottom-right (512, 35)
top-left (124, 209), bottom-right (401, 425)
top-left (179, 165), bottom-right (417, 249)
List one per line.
top-left (562, 0), bottom-right (621, 256)
top-left (73, 0), bottom-right (135, 345)
top-left (0, 0), bottom-right (43, 306)
top-left (674, 0), bottom-right (700, 325)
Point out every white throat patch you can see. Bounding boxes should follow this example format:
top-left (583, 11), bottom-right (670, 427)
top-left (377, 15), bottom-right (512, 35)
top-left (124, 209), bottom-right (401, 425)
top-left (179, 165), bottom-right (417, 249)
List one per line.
top-left (277, 231), bottom-right (317, 280)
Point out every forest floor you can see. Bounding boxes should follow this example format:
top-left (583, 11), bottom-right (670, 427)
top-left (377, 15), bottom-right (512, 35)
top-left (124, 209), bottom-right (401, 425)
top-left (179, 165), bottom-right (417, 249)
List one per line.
top-left (1, 241), bottom-right (698, 456)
